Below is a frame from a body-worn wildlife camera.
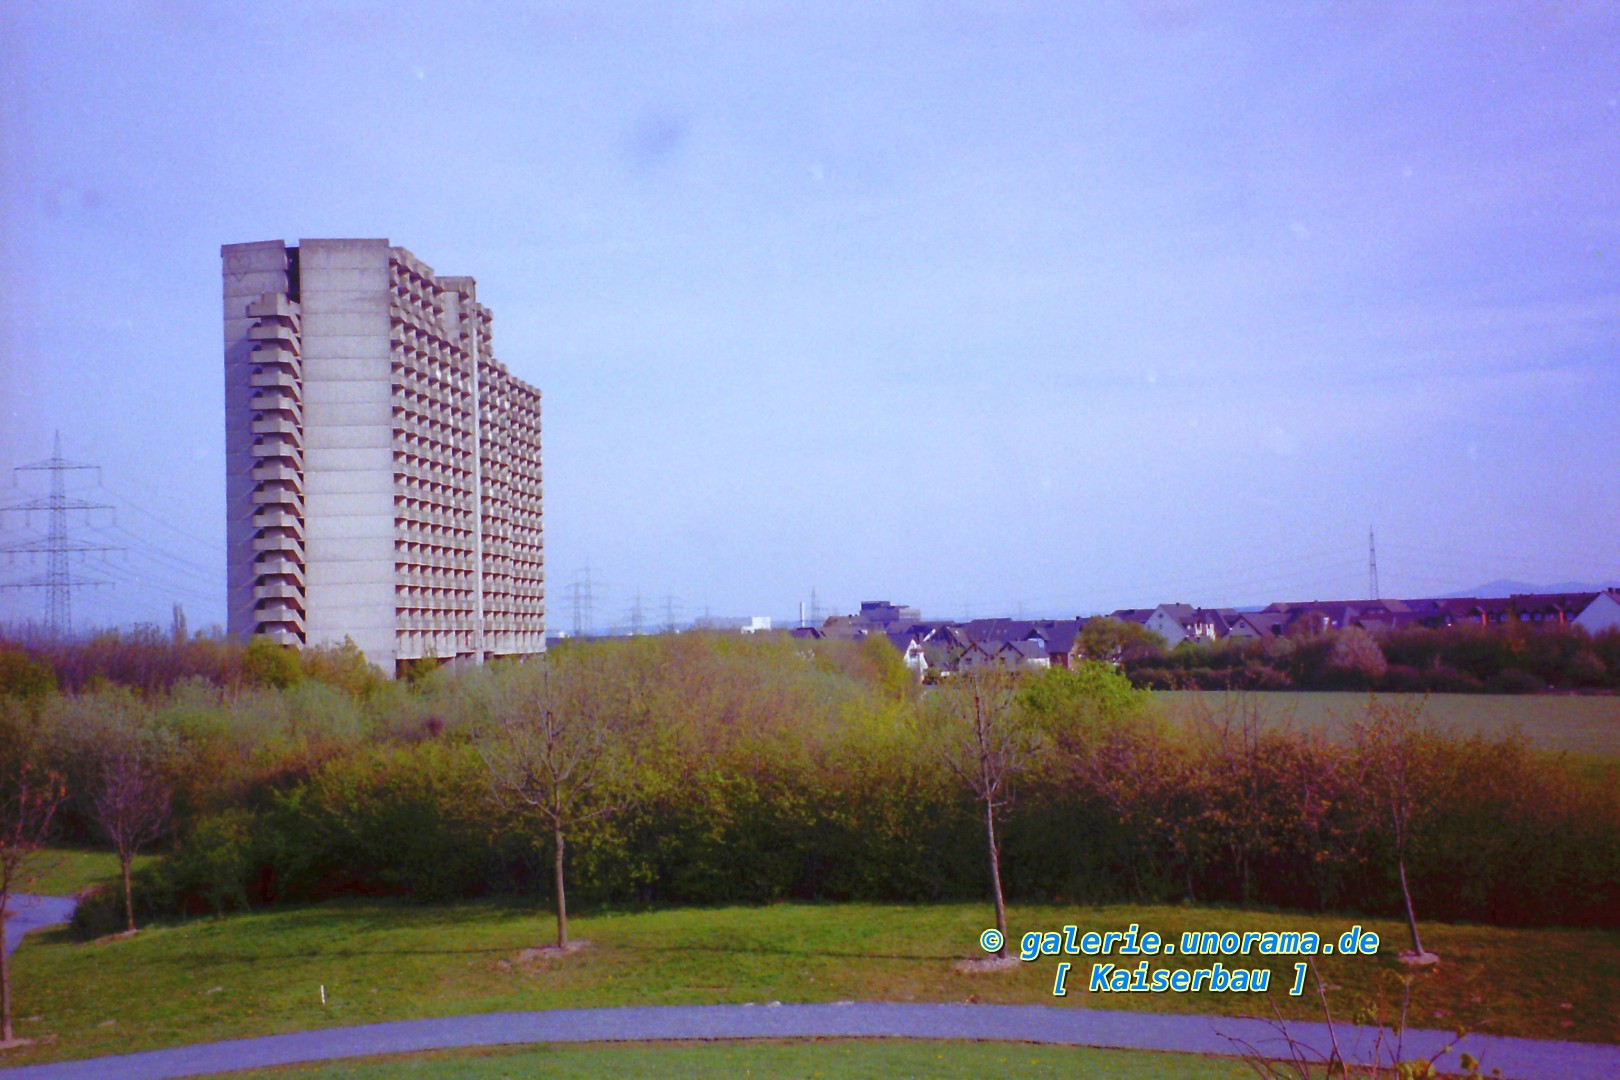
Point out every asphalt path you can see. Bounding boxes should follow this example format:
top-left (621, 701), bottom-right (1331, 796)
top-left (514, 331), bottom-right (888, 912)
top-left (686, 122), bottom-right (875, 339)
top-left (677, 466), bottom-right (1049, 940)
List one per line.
top-left (3, 898), bottom-right (1618, 1080)
top-left (1, 897), bottom-right (75, 960)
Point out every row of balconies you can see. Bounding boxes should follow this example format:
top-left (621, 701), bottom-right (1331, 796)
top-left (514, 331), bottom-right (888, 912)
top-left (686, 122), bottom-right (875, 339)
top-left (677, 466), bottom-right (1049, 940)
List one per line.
top-left (396, 568), bottom-right (473, 589)
top-left (394, 480), bottom-right (472, 511)
top-left (395, 519), bottom-right (471, 541)
top-left (396, 377), bottom-right (472, 417)
top-left (393, 450), bottom-right (470, 487)
top-left (395, 504), bottom-right (473, 530)
top-left (391, 438), bottom-right (472, 476)
top-left (238, 294), bottom-right (308, 650)
top-left (395, 563), bottom-right (474, 584)
top-left (484, 619), bottom-right (545, 634)
top-left (388, 395), bottom-right (473, 437)
top-left (396, 415), bottom-right (472, 452)
top-left (396, 593), bottom-right (475, 613)
top-left (397, 613), bottom-right (473, 633)
top-left (390, 274), bottom-right (444, 319)
top-left (395, 543), bottom-right (474, 567)
top-left (392, 318), bottom-right (459, 363)
top-left (392, 469), bottom-right (469, 501)
top-left (396, 356), bottom-right (472, 392)
top-left (392, 341), bottom-right (471, 379)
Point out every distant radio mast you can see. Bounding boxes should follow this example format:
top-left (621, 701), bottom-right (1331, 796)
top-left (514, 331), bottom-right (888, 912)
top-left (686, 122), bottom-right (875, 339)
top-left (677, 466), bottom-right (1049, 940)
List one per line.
top-left (1368, 526), bottom-right (1380, 601)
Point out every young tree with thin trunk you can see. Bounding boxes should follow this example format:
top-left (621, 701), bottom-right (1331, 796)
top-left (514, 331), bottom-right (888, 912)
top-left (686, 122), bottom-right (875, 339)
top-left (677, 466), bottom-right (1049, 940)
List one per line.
top-left (932, 669), bottom-right (1037, 957)
top-left (480, 655), bottom-right (633, 949)
top-left (89, 742), bottom-right (171, 934)
top-left (1, 762), bottom-right (66, 1048)
top-left (1351, 696), bottom-right (1440, 963)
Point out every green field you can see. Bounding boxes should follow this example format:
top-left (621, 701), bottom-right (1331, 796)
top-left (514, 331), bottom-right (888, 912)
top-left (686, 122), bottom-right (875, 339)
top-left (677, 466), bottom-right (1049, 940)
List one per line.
top-left (9, 847), bottom-right (158, 898)
top-left (4, 899), bottom-right (1616, 1068)
top-left (1155, 691), bottom-right (1620, 755)
top-left (235, 1039), bottom-right (1255, 1079)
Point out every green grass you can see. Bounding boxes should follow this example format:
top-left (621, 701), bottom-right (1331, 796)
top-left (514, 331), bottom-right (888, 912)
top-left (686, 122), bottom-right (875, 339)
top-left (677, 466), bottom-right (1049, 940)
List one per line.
top-left (232, 1038), bottom-right (1256, 1079)
top-left (5, 899), bottom-right (1616, 1068)
top-left (10, 847), bottom-right (157, 897)
top-left (1155, 691), bottom-right (1620, 755)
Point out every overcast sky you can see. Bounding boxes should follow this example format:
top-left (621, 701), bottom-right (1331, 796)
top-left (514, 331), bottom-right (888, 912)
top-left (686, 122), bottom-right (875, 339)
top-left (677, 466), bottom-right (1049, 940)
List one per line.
top-left (2, 2), bottom-right (1617, 633)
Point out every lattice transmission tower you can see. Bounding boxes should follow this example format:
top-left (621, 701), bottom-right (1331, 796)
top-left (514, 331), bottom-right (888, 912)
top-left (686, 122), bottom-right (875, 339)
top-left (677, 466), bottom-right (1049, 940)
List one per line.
top-left (0, 433), bottom-right (119, 638)
top-left (1368, 526), bottom-right (1380, 601)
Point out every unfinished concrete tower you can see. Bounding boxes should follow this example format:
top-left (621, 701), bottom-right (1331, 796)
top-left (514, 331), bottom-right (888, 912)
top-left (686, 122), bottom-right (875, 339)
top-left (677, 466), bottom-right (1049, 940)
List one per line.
top-left (223, 239), bottom-right (544, 672)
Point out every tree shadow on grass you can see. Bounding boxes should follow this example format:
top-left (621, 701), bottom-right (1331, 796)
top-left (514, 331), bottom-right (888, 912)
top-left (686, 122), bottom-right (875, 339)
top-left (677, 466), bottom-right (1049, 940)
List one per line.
top-left (629, 941), bottom-right (955, 963)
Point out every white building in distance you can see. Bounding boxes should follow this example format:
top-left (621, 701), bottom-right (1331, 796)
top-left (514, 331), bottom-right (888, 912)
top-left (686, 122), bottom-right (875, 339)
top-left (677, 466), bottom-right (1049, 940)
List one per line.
top-left (223, 238), bottom-right (544, 673)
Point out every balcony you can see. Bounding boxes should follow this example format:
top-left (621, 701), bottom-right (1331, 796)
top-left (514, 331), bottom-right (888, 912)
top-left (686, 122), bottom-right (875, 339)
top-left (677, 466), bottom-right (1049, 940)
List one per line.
top-left (246, 294), bottom-right (302, 324)
top-left (252, 416), bottom-right (299, 437)
top-left (254, 581), bottom-right (305, 604)
top-left (251, 439), bottom-right (303, 470)
top-left (254, 557), bottom-right (304, 583)
top-left (251, 368), bottom-right (299, 390)
top-left (248, 322), bottom-right (300, 346)
top-left (249, 393), bottom-right (303, 423)
top-left (254, 602), bottom-right (305, 629)
top-left (253, 462), bottom-right (301, 485)
top-left (252, 508), bottom-right (303, 533)
top-left (254, 534), bottom-right (305, 560)
top-left (252, 488), bottom-right (304, 515)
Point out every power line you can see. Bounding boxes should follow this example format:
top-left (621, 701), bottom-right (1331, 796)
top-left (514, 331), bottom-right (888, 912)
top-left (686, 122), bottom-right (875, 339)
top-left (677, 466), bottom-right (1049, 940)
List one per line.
top-left (0, 433), bottom-right (121, 637)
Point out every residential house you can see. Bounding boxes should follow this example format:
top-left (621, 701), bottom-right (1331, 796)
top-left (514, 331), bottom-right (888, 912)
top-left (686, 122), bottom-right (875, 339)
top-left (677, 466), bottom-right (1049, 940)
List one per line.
top-left (1575, 591), bottom-right (1620, 633)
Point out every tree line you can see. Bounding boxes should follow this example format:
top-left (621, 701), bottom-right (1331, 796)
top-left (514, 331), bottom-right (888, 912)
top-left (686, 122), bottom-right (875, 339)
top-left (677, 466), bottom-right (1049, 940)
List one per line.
top-left (1092, 620), bottom-right (1620, 693)
top-left (2, 631), bottom-right (1616, 955)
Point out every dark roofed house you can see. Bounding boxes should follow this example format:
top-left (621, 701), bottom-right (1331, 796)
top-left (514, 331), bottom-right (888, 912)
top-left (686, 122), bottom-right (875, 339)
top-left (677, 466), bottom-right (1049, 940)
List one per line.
top-left (1228, 611), bottom-right (1289, 639)
top-left (1143, 604), bottom-right (1230, 646)
top-left (997, 639), bottom-right (1051, 670)
top-left (855, 600), bottom-right (921, 630)
top-left (1509, 592), bottom-right (1600, 626)
top-left (1038, 618), bottom-right (1086, 667)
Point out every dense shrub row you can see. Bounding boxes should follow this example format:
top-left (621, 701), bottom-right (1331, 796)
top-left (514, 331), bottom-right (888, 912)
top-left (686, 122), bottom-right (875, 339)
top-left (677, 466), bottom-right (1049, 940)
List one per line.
top-left (1122, 623), bottom-right (1620, 693)
top-left (3, 633), bottom-right (1616, 937)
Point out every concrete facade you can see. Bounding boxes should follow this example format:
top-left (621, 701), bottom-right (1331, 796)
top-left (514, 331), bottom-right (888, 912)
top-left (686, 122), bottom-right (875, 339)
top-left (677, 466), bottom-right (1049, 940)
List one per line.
top-left (223, 239), bottom-right (544, 672)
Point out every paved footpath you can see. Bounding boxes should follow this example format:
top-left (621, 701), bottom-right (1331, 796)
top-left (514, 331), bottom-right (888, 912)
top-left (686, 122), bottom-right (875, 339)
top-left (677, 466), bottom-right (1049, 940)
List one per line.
top-left (4, 899), bottom-right (1618, 1080)
top-left (2, 896), bottom-right (76, 960)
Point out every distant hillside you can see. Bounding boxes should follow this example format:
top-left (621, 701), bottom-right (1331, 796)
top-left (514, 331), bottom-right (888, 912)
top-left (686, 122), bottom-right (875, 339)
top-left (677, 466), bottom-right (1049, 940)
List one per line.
top-left (1448, 579), bottom-right (1620, 598)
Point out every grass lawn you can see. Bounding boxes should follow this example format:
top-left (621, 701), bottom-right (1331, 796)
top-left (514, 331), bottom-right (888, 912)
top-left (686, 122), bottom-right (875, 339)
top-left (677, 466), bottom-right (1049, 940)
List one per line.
top-left (4, 899), bottom-right (1616, 1068)
top-left (9, 847), bottom-right (158, 898)
top-left (232, 1038), bottom-right (1256, 1079)
top-left (1154, 691), bottom-right (1620, 755)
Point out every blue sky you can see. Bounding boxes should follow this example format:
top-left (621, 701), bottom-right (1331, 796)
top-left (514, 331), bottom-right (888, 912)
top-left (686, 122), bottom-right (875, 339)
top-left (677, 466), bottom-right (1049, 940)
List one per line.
top-left (2, 2), bottom-right (1617, 633)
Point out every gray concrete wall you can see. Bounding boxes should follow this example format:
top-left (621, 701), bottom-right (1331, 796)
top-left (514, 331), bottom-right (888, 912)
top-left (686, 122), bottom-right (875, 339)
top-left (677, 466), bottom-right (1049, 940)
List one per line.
top-left (297, 239), bottom-right (397, 669)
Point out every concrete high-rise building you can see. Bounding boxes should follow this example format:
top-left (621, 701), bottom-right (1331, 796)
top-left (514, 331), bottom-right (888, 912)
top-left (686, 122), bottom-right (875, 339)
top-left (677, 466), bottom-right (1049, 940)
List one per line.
top-left (222, 239), bottom-right (544, 672)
